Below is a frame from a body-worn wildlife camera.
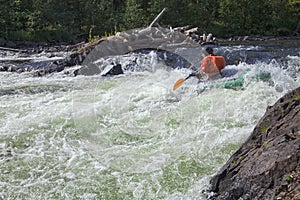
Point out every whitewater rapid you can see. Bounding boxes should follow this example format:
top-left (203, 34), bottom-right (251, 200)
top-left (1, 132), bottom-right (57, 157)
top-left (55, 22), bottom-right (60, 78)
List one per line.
top-left (0, 48), bottom-right (299, 199)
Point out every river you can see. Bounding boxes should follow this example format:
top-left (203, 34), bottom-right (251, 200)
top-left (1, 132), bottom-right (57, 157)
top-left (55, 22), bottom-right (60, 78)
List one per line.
top-left (0, 38), bottom-right (299, 199)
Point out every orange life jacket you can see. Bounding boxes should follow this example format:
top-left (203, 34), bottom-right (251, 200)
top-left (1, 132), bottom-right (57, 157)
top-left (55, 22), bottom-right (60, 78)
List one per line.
top-left (201, 54), bottom-right (226, 77)
top-left (210, 54), bottom-right (226, 71)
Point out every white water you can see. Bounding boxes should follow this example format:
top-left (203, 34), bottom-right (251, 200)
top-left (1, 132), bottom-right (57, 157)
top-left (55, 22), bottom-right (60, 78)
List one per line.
top-left (0, 50), bottom-right (299, 199)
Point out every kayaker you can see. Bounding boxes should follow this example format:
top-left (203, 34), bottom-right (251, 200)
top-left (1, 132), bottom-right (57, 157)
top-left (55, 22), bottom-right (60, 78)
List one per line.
top-left (193, 47), bottom-right (226, 80)
top-left (172, 47), bottom-right (227, 91)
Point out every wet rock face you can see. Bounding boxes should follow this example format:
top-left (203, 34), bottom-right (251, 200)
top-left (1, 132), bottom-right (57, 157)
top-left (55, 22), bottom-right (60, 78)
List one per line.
top-left (209, 87), bottom-right (300, 200)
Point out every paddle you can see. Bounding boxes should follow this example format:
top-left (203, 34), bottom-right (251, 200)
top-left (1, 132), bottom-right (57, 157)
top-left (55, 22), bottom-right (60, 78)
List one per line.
top-left (172, 73), bottom-right (195, 91)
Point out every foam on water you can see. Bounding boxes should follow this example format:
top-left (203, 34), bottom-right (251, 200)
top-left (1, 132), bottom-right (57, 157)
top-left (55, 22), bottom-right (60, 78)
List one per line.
top-left (0, 51), bottom-right (299, 199)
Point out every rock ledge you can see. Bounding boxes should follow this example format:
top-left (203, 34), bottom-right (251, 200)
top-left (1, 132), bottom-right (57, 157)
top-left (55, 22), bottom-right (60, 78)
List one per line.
top-left (209, 87), bottom-right (300, 200)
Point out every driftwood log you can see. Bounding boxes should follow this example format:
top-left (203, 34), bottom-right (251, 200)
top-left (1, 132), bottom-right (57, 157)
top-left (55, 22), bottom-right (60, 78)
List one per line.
top-left (0, 46), bottom-right (29, 53)
top-left (148, 8), bottom-right (167, 28)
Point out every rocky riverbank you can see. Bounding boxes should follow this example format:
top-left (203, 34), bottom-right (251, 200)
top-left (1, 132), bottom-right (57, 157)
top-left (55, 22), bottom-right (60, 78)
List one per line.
top-left (1, 33), bottom-right (300, 76)
top-left (0, 39), bottom-right (101, 76)
top-left (208, 87), bottom-right (300, 200)
top-left (1, 22), bottom-right (300, 72)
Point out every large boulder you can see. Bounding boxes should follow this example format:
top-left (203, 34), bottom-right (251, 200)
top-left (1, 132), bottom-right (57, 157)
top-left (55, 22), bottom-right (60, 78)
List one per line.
top-left (209, 87), bottom-right (300, 199)
top-left (295, 20), bottom-right (300, 35)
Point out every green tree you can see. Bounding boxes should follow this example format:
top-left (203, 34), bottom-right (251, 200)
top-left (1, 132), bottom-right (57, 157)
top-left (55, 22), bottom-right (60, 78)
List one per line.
top-left (273, 0), bottom-right (300, 35)
top-left (218, 0), bottom-right (274, 36)
top-left (121, 0), bottom-right (146, 30)
top-left (0, 0), bottom-right (298, 42)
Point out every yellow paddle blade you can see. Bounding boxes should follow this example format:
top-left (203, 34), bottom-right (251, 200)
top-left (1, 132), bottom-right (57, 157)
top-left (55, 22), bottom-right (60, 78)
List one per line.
top-left (173, 78), bottom-right (185, 91)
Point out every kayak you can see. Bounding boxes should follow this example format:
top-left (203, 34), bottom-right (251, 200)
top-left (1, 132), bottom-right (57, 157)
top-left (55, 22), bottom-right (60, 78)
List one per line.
top-left (196, 68), bottom-right (271, 92)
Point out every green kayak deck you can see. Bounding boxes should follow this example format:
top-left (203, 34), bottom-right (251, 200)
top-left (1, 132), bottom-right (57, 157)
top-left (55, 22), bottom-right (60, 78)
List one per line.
top-left (198, 69), bottom-right (271, 91)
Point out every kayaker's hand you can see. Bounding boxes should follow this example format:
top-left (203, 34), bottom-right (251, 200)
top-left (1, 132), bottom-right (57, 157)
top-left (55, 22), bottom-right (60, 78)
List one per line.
top-left (193, 72), bottom-right (208, 80)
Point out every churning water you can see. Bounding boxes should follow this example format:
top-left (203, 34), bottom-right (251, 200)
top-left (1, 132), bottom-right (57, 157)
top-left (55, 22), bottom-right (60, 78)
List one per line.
top-left (0, 42), bottom-right (300, 199)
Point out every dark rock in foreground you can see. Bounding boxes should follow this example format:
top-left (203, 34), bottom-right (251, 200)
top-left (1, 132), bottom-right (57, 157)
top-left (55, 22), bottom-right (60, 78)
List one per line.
top-left (209, 87), bottom-right (300, 200)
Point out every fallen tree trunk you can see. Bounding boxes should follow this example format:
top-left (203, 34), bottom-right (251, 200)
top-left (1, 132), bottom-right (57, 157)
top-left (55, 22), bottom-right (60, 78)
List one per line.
top-left (0, 46), bottom-right (28, 53)
top-left (148, 8), bottom-right (167, 28)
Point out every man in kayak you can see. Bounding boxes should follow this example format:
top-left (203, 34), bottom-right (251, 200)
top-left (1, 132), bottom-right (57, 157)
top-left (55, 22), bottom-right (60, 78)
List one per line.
top-left (172, 47), bottom-right (227, 91)
top-left (193, 47), bottom-right (226, 80)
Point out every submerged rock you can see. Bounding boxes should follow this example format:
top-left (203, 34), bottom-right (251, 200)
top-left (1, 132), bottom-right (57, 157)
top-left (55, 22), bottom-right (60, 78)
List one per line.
top-left (209, 87), bottom-right (300, 199)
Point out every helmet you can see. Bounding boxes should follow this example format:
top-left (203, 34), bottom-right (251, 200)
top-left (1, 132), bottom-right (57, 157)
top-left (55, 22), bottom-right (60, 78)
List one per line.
top-left (205, 47), bottom-right (214, 54)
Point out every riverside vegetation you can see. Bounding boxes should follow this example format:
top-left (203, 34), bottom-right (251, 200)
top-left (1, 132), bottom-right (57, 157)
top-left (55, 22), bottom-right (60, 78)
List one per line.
top-left (0, 0), bottom-right (299, 43)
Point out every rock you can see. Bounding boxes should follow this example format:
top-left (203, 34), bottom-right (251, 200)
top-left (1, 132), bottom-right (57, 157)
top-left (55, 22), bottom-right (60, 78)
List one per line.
top-left (295, 20), bottom-right (300, 35)
top-left (101, 64), bottom-right (124, 76)
top-left (6, 41), bottom-right (17, 48)
top-left (243, 36), bottom-right (249, 41)
top-left (0, 38), bottom-right (7, 46)
top-left (209, 87), bottom-right (300, 199)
